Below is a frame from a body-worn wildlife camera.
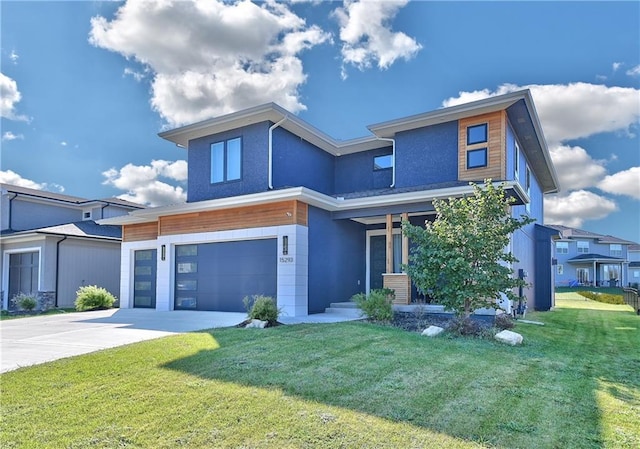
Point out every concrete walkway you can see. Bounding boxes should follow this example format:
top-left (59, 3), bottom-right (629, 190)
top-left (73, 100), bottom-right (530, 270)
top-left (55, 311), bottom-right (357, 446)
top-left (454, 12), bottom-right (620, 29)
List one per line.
top-left (1, 308), bottom-right (361, 373)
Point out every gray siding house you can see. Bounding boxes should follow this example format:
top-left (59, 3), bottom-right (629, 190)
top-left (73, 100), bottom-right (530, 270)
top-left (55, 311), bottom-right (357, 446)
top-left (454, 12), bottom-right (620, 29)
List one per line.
top-left (0, 184), bottom-right (144, 309)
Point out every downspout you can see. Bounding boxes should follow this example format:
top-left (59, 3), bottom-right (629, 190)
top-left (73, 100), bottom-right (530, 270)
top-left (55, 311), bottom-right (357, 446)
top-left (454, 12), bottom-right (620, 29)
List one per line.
top-left (55, 236), bottom-right (67, 307)
top-left (268, 115), bottom-right (288, 190)
top-left (376, 137), bottom-right (396, 188)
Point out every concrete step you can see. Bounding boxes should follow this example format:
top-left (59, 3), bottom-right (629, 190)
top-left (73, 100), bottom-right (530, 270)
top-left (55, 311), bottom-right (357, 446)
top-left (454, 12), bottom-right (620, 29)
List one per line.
top-left (328, 301), bottom-right (359, 309)
top-left (324, 304), bottom-right (363, 317)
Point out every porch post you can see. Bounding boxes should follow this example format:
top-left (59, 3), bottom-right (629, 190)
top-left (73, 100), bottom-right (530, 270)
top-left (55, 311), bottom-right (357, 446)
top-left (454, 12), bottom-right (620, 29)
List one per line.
top-left (401, 212), bottom-right (409, 270)
top-left (386, 214), bottom-right (393, 274)
top-left (593, 261), bottom-right (596, 286)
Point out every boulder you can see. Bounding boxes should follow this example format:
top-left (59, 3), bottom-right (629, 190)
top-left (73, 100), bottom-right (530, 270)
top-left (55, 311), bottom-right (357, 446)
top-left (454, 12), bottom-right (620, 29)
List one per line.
top-left (495, 329), bottom-right (523, 345)
top-left (421, 325), bottom-right (444, 337)
top-left (245, 319), bottom-right (268, 329)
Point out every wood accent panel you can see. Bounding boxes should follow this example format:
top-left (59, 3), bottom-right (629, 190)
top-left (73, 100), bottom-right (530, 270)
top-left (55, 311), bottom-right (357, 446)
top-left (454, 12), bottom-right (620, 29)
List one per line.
top-left (383, 273), bottom-right (411, 305)
top-left (458, 111), bottom-right (506, 182)
top-left (123, 222), bottom-right (159, 242)
top-left (158, 200), bottom-right (307, 236)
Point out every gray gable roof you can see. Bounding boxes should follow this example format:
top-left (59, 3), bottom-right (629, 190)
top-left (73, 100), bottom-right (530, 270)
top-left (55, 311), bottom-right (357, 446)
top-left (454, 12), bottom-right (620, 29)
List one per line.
top-left (1, 221), bottom-right (121, 240)
top-left (547, 224), bottom-right (636, 245)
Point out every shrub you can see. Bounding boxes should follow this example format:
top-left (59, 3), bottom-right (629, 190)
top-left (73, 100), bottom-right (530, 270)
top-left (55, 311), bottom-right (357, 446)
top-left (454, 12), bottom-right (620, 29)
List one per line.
top-left (577, 290), bottom-right (624, 305)
top-left (352, 288), bottom-right (394, 322)
top-left (75, 285), bottom-right (116, 311)
top-left (243, 295), bottom-right (279, 324)
top-left (11, 293), bottom-right (38, 311)
top-left (494, 313), bottom-right (515, 330)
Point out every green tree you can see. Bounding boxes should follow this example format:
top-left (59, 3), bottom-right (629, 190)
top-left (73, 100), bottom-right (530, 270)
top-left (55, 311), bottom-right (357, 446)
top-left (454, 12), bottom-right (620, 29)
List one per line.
top-left (403, 180), bottom-right (535, 318)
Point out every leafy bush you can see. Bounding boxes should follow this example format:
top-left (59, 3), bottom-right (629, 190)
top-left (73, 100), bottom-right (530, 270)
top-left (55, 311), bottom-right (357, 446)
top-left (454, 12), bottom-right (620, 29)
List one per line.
top-left (577, 290), bottom-right (624, 305)
top-left (494, 313), bottom-right (515, 330)
top-left (11, 293), bottom-right (37, 311)
top-left (75, 285), bottom-right (116, 311)
top-left (243, 295), bottom-right (279, 324)
top-left (352, 288), bottom-right (394, 322)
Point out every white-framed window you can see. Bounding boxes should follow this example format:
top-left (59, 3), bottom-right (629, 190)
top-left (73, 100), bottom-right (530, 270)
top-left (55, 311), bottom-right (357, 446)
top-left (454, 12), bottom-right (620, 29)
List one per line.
top-left (556, 241), bottom-right (568, 254)
top-left (83, 211), bottom-right (92, 220)
top-left (514, 141), bottom-right (520, 180)
top-left (525, 165), bottom-right (531, 213)
top-left (610, 244), bottom-right (622, 257)
top-left (557, 264), bottom-right (564, 275)
top-left (577, 241), bottom-right (589, 254)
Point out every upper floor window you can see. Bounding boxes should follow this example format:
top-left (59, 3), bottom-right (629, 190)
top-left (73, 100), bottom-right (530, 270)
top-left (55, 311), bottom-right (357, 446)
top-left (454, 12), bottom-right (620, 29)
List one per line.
top-left (556, 241), bottom-right (568, 254)
top-left (525, 165), bottom-right (531, 213)
top-left (467, 148), bottom-right (487, 169)
top-left (467, 123), bottom-right (488, 145)
top-left (83, 211), bottom-right (92, 220)
top-left (211, 137), bottom-right (242, 183)
top-left (374, 154), bottom-right (393, 170)
top-left (610, 244), bottom-right (622, 257)
top-left (577, 241), bottom-right (589, 254)
top-left (514, 142), bottom-right (520, 180)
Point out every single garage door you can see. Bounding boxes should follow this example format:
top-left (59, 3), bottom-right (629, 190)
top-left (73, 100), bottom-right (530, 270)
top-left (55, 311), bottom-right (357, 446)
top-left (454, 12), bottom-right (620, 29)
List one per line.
top-left (175, 239), bottom-right (277, 312)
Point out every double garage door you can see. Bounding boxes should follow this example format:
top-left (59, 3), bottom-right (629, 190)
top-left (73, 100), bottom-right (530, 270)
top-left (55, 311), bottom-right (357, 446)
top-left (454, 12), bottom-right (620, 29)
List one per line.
top-left (174, 239), bottom-right (277, 312)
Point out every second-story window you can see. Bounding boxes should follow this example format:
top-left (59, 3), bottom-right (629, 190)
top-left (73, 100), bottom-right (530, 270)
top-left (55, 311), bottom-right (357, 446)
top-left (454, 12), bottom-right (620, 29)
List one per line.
top-left (514, 142), bottom-right (520, 180)
top-left (211, 137), bottom-right (242, 183)
top-left (610, 244), bottom-right (622, 257)
top-left (467, 148), bottom-right (487, 169)
top-left (556, 241), bottom-right (568, 254)
top-left (374, 154), bottom-right (393, 170)
top-left (577, 241), bottom-right (589, 254)
top-left (525, 165), bottom-right (531, 213)
top-left (467, 123), bottom-right (487, 145)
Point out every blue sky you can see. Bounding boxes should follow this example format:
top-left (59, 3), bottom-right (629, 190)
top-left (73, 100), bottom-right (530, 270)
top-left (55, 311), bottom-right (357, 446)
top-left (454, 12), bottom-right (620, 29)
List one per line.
top-left (1, 0), bottom-right (639, 242)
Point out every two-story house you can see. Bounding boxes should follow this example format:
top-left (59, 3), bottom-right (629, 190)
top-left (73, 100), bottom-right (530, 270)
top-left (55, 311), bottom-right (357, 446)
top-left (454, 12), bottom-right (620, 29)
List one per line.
top-left (102, 90), bottom-right (559, 316)
top-left (548, 224), bottom-right (637, 288)
top-left (0, 184), bottom-right (143, 310)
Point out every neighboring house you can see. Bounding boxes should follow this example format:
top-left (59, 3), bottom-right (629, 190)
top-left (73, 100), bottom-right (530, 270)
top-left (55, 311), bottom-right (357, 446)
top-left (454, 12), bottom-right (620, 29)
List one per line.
top-left (547, 224), bottom-right (638, 288)
top-left (0, 184), bottom-right (144, 309)
top-left (629, 244), bottom-right (640, 288)
top-left (102, 89), bottom-right (559, 316)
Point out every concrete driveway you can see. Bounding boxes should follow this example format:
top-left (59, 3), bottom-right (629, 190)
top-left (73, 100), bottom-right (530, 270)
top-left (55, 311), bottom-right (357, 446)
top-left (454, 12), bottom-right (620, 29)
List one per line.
top-left (0, 308), bottom-right (246, 373)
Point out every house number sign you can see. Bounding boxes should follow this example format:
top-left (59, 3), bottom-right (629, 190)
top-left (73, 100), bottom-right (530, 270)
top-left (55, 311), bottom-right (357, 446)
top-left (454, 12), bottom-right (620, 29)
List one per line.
top-left (279, 256), bottom-right (294, 263)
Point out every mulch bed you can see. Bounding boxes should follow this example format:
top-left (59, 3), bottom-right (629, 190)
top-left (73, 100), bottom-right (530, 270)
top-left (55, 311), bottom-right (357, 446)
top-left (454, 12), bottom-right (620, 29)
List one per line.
top-left (386, 311), bottom-right (497, 333)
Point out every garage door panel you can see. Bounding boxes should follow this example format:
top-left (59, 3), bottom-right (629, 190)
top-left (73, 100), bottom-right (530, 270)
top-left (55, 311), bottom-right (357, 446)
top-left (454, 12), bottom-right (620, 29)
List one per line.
top-left (175, 239), bottom-right (277, 312)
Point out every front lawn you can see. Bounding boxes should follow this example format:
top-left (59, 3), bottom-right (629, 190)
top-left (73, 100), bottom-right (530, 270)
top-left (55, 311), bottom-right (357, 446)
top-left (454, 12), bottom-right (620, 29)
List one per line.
top-left (1, 298), bottom-right (638, 448)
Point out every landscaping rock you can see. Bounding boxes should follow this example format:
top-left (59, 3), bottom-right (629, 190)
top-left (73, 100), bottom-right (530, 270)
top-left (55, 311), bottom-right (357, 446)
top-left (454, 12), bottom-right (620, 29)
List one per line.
top-left (421, 325), bottom-right (444, 337)
top-left (495, 329), bottom-right (523, 345)
top-left (245, 319), bottom-right (267, 329)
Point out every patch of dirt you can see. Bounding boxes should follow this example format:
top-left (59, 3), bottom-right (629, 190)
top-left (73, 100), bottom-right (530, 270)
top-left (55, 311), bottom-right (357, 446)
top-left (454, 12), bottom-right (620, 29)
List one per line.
top-left (385, 311), bottom-right (497, 334)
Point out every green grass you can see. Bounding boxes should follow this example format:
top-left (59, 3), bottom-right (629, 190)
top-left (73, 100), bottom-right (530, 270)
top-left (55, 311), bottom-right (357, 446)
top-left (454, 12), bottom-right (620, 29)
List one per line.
top-left (1, 298), bottom-right (638, 448)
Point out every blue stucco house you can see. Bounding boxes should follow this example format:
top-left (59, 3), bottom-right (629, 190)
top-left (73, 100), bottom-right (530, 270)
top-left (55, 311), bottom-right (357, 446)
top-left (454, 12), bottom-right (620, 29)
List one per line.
top-left (103, 90), bottom-right (559, 316)
top-left (547, 224), bottom-right (638, 288)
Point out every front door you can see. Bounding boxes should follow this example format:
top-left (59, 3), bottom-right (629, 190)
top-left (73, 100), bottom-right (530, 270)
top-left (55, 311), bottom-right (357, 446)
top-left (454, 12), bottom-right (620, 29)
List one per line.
top-left (133, 249), bottom-right (156, 308)
top-left (369, 235), bottom-right (387, 291)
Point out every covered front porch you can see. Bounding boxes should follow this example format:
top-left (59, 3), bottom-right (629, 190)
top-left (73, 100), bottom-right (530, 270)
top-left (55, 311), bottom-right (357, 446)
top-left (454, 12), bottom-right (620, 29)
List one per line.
top-left (567, 254), bottom-right (626, 287)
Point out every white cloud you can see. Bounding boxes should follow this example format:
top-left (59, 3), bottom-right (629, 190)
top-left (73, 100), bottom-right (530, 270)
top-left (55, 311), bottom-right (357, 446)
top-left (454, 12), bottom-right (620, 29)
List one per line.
top-left (0, 170), bottom-right (65, 193)
top-left (598, 166), bottom-right (640, 199)
top-left (545, 190), bottom-right (618, 228)
top-left (333, 0), bottom-right (421, 78)
top-left (1, 131), bottom-right (24, 141)
top-left (102, 160), bottom-right (187, 207)
top-left (0, 72), bottom-right (28, 121)
top-left (442, 82), bottom-right (640, 146)
top-left (626, 65), bottom-right (640, 77)
top-left (612, 62), bottom-right (623, 72)
top-left (89, 0), bottom-right (331, 127)
top-left (9, 50), bottom-right (19, 65)
top-left (549, 145), bottom-right (607, 191)
top-left (60, 141), bottom-right (68, 147)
